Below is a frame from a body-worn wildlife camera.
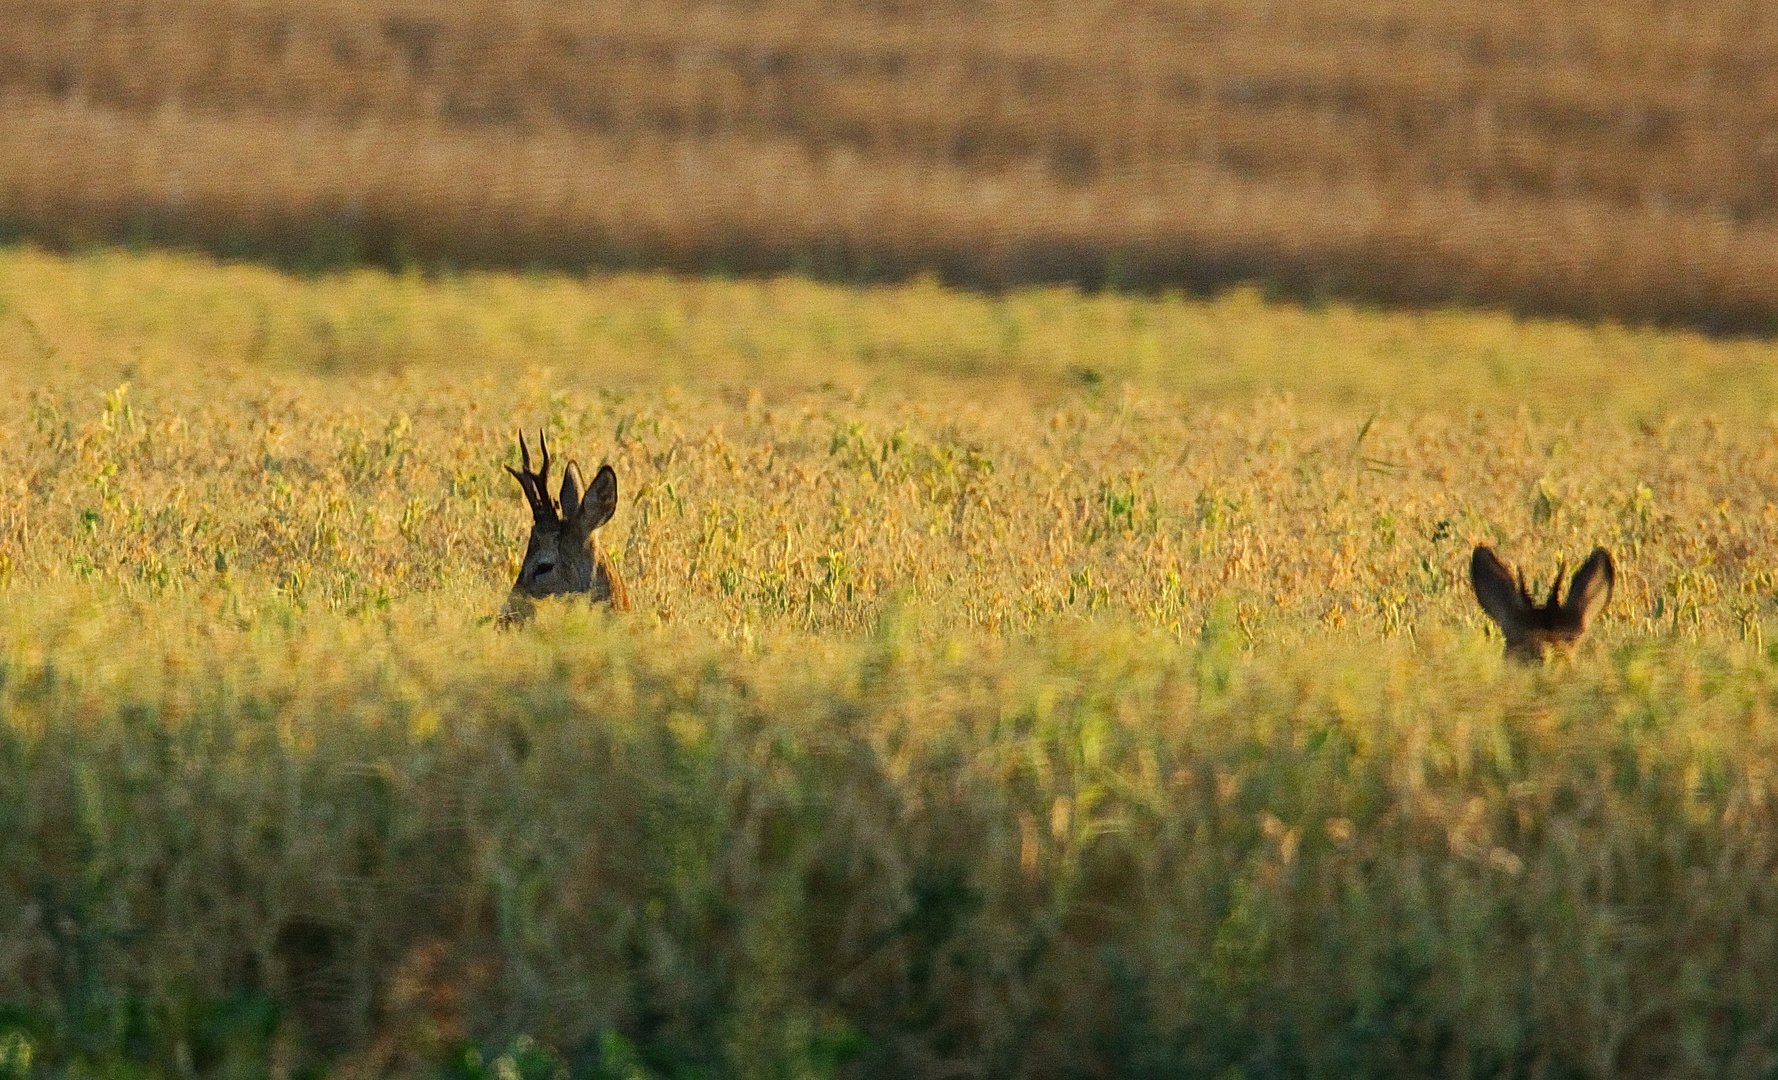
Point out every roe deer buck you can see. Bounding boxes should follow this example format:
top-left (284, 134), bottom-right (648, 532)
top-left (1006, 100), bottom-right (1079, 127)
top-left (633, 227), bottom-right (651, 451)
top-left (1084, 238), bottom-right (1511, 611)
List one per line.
top-left (1469, 545), bottom-right (1614, 663)
top-left (499, 430), bottom-right (630, 625)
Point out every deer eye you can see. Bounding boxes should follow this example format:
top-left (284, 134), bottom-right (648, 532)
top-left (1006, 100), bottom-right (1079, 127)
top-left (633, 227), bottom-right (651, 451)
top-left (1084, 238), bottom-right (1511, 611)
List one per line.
top-left (534, 561), bottom-right (556, 576)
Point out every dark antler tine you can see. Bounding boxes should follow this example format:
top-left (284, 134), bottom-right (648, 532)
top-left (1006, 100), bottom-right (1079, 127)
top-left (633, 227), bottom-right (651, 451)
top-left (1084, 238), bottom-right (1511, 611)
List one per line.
top-left (506, 463), bottom-right (537, 517)
top-left (518, 428), bottom-right (533, 474)
top-left (1547, 559), bottom-right (1565, 609)
top-left (536, 427), bottom-right (552, 497)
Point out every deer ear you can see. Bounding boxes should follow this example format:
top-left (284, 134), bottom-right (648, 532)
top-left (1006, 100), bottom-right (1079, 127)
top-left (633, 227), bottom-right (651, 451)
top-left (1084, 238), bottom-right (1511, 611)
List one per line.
top-left (559, 462), bottom-right (583, 521)
top-left (1471, 546), bottom-right (1530, 634)
top-left (572, 464), bottom-right (618, 535)
top-left (1562, 547), bottom-right (1615, 630)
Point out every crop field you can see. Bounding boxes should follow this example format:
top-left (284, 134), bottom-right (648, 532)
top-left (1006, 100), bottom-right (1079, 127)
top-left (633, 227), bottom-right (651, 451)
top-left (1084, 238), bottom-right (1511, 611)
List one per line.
top-left (6, 245), bottom-right (1778, 1078)
top-left (4, 0), bottom-right (1778, 327)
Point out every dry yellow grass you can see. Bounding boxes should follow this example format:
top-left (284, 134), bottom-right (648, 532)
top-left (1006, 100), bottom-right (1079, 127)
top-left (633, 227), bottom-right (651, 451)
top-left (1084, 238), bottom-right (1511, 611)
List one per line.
top-left (5, 247), bottom-right (1778, 1077)
top-left (5, 246), bottom-right (1778, 648)
top-left (3, 0), bottom-right (1778, 324)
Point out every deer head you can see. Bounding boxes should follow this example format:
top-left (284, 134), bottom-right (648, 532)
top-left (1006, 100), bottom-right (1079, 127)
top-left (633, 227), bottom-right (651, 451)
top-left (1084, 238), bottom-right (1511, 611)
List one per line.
top-left (499, 429), bottom-right (629, 624)
top-left (1470, 545), bottom-right (1614, 663)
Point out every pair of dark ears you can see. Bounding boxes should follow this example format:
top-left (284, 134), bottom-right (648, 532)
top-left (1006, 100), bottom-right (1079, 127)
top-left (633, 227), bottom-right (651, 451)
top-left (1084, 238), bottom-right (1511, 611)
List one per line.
top-left (555, 461), bottom-right (619, 534)
top-left (507, 430), bottom-right (618, 534)
top-left (1471, 545), bottom-right (1615, 634)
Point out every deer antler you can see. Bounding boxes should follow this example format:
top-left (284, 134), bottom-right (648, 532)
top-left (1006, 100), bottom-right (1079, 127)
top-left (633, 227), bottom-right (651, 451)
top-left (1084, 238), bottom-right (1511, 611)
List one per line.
top-left (506, 429), bottom-right (559, 523)
top-left (533, 428), bottom-right (552, 506)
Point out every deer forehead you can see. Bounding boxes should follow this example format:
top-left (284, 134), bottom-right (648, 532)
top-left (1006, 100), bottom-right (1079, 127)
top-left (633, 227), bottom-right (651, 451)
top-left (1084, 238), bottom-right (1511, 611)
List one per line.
top-left (524, 527), bottom-right (564, 555)
top-left (1516, 626), bottom-right (1583, 649)
top-left (525, 527), bottom-right (592, 559)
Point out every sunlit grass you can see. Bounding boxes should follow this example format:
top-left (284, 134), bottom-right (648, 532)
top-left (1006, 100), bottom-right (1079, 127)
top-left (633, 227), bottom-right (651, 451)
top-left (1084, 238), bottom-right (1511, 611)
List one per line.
top-left (6, 245), bottom-right (1778, 416)
top-left (4, 245), bottom-right (1778, 1077)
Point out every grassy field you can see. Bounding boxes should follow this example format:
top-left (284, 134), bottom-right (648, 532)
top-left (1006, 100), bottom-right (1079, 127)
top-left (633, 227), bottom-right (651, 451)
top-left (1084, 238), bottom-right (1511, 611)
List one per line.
top-left (6, 245), bottom-right (1778, 1077)
top-left (4, 0), bottom-right (1778, 326)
